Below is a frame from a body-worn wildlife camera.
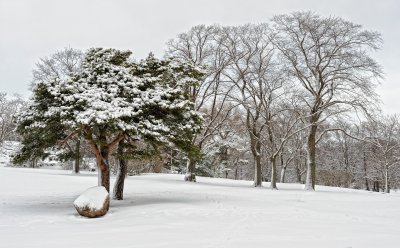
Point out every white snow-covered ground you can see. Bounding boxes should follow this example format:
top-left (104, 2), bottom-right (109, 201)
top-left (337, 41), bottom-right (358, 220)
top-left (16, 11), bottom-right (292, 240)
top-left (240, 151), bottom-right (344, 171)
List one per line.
top-left (0, 165), bottom-right (399, 248)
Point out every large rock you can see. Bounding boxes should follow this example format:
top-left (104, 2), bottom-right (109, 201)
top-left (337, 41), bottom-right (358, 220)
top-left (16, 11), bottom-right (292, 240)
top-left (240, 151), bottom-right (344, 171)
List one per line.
top-left (74, 186), bottom-right (110, 218)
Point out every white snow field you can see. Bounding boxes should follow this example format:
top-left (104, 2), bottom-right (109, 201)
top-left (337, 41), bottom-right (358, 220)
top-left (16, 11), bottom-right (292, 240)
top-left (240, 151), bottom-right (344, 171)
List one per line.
top-left (0, 166), bottom-right (399, 248)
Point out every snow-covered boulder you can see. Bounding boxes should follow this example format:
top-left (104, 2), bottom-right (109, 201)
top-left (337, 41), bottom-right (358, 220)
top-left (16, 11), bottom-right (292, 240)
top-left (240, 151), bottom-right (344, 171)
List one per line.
top-left (74, 186), bottom-right (110, 218)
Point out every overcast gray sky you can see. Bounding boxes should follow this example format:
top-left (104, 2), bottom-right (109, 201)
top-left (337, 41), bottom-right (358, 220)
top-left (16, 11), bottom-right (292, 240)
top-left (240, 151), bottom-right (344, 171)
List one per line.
top-left (1, 0), bottom-right (399, 113)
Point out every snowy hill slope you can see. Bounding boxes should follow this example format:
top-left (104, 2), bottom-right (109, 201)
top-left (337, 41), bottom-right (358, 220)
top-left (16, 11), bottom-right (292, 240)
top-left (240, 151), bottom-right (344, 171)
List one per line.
top-left (0, 166), bottom-right (399, 248)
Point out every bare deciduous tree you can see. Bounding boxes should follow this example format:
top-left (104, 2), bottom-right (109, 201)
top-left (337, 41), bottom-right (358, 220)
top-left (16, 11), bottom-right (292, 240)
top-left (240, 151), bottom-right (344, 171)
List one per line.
top-left (0, 93), bottom-right (24, 146)
top-left (32, 47), bottom-right (83, 84)
top-left (167, 25), bottom-right (235, 182)
top-left (218, 24), bottom-right (281, 187)
top-left (363, 115), bottom-right (400, 193)
top-left (271, 11), bottom-right (383, 190)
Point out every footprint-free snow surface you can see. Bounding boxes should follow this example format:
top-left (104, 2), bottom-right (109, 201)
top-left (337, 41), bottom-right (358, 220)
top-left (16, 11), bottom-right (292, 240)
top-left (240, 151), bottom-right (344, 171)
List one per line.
top-left (1, 166), bottom-right (399, 248)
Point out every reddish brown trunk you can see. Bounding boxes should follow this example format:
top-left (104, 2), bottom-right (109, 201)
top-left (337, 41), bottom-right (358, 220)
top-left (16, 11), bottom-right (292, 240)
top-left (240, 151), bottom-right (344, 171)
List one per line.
top-left (99, 150), bottom-right (110, 192)
top-left (90, 142), bottom-right (110, 192)
top-left (86, 131), bottom-right (125, 193)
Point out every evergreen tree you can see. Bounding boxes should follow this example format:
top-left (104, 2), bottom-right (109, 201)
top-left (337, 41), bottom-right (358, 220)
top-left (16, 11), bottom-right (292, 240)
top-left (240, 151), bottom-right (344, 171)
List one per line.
top-left (13, 82), bottom-right (66, 166)
top-left (15, 48), bottom-right (203, 195)
top-left (113, 53), bottom-right (205, 199)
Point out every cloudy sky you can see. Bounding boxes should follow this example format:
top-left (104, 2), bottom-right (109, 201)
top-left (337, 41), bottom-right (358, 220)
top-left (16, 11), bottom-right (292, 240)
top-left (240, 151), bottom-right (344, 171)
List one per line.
top-left (1, 0), bottom-right (399, 113)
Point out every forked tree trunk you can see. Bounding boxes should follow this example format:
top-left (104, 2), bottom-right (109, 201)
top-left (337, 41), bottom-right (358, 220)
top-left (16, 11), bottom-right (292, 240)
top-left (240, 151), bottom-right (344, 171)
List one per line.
top-left (305, 125), bottom-right (317, 190)
top-left (270, 156), bottom-right (278, 189)
top-left (184, 158), bottom-right (196, 182)
top-left (87, 131), bottom-right (124, 194)
top-left (113, 140), bottom-right (127, 200)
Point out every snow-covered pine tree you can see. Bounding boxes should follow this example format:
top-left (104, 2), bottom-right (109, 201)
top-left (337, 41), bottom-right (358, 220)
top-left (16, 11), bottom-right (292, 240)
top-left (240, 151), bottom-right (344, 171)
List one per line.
top-left (133, 53), bottom-right (204, 152)
top-left (113, 53), bottom-right (205, 199)
top-left (31, 48), bottom-right (83, 173)
top-left (15, 48), bottom-right (203, 194)
top-left (13, 82), bottom-right (67, 166)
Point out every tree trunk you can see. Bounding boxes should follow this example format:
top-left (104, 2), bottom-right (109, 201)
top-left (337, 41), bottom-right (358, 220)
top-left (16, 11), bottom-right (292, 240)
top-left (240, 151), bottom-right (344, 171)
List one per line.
top-left (373, 181), bottom-right (380, 192)
top-left (280, 152), bottom-right (286, 183)
top-left (305, 125), bottom-right (317, 190)
top-left (91, 144), bottom-right (111, 192)
top-left (113, 140), bottom-right (127, 200)
top-left (184, 158), bottom-right (196, 182)
top-left (95, 132), bottom-right (112, 192)
top-left (73, 139), bottom-right (80, 174)
top-left (254, 154), bottom-right (262, 187)
top-left (88, 131), bottom-right (124, 194)
top-left (270, 156), bottom-right (278, 189)
top-left (234, 166), bottom-right (238, 180)
top-left (98, 148), bottom-right (110, 192)
top-left (384, 165), bottom-right (390, 193)
top-left (280, 167), bottom-right (286, 183)
top-left (363, 151), bottom-right (369, 191)
top-left (295, 165), bottom-right (301, 183)
top-left (295, 156), bottom-right (302, 183)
